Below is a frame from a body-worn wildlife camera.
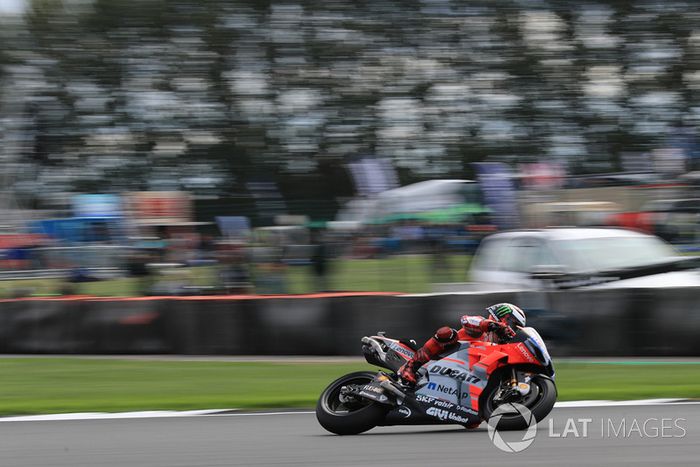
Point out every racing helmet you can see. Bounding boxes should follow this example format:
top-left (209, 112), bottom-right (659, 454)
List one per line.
top-left (486, 303), bottom-right (526, 328)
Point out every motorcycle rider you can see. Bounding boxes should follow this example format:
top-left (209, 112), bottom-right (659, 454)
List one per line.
top-left (398, 303), bottom-right (526, 386)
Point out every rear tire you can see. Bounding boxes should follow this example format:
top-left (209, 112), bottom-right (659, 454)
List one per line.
top-left (481, 373), bottom-right (557, 431)
top-left (316, 371), bottom-right (388, 435)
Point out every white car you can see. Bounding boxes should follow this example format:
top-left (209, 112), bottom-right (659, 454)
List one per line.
top-left (469, 227), bottom-right (700, 291)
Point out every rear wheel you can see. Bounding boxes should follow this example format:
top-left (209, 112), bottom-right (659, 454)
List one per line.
top-left (316, 371), bottom-right (388, 435)
top-left (481, 371), bottom-right (557, 431)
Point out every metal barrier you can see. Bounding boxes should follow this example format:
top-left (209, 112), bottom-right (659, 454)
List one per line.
top-left (1, 287), bottom-right (699, 356)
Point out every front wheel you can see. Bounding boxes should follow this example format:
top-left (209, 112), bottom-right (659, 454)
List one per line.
top-left (316, 371), bottom-right (388, 435)
top-left (481, 373), bottom-right (557, 431)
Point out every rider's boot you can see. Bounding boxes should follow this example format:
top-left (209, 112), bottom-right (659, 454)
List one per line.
top-left (398, 326), bottom-right (458, 386)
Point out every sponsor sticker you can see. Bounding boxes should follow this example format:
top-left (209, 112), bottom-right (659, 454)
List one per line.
top-left (416, 394), bottom-right (453, 409)
top-left (389, 342), bottom-right (415, 359)
top-left (426, 406), bottom-right (471, 424)
top-left (426, 382), bottom-right (470, 400)
top-left (429, 365), bottom-right (481, 384)
top-left (416, 394), bottom-right (478, 417)
top-left (516, 343), bottom-right (537, 363)
top-left (361, 384), bottom-right (383, 394)
top-left (427, 382), bottom-right (455, 393)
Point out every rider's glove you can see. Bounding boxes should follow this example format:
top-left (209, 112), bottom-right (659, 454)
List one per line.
top-left (398, 363), bottom-right (418, 386)
top-left (482, 319), bottom-right (516, 340)
top-left (480, 319), bottom-right (501, 333)
top-left (496, 325), bottom-right (516, 340)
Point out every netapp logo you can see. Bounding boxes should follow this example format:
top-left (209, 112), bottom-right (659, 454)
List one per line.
top-left (427, 382), bottom-right (455, 393)
top-left (426, 382), bottom-right (468, 399)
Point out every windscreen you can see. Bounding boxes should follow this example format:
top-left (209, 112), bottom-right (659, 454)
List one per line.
top-left (553, 236), bottom-right (678, 272)
top-left (521, 327), bottom-right (552, 367)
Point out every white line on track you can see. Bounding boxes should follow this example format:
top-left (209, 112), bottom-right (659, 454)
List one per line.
top-left (0, 409), bottom-right (236, 422)
top-left (552, 398), bottom-right (694, 407)
top-left (0, 399), bottom-right (697, 423)
top-left (209, 411), bottom-right (315, 417)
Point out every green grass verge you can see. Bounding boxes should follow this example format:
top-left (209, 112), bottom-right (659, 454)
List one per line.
top-left (0, 255), bottom-right (472, 297)
top-left (0, 267), bottom-right (219, 298)
top-left (0, 358), bottom-right (698, 415)
top-left (286, 254), bottom-right (471, 294)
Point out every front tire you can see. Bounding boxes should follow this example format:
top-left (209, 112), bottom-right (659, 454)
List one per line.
top-left (481, 372), bottom-right (557, 431)
top-left (316, 371), bottom-right (388, 435)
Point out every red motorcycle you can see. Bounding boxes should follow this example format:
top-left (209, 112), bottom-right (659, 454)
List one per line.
top-left (317, 326), bottom-right (556, 435)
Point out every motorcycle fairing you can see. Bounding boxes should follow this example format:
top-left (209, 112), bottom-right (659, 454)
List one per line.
top-left (419, 343), bottom-right (489, 414)
top-left (382, 392), bottom-right (480, 426)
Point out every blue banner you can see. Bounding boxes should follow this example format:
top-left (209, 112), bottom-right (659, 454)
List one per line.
top-left (72, 194), bottom-right (122, 218)
top-left (473, 162), bottom-right (519, 229)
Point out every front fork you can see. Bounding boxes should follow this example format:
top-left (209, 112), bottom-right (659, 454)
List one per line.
top-left (495, 368), bottom-right (532, 404)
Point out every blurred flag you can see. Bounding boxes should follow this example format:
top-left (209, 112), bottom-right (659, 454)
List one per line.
top-left (216, 216), bottom-right (250, 239)
top-left (474, 162), bottom-right (519, 230)
top-left (347, 157), bottom-right (398, 196)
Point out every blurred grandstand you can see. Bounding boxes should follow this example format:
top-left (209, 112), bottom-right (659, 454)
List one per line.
top-left (1, 1), bottom-right (700, 296)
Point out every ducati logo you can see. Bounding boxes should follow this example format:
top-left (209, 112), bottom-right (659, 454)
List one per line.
top-left (487, 403), bottom-right (537, 453)
top-left (429, 365), bottom-right (481, 383)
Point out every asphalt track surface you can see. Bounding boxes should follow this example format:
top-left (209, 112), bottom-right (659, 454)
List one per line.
top-left (0, 404), bottom-right (697, 467)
